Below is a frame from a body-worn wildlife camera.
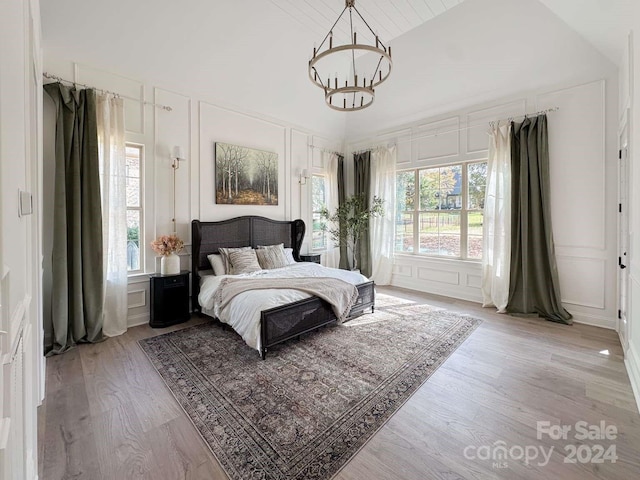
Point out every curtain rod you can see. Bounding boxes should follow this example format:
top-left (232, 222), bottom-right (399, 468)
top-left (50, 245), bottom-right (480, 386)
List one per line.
top-left (43, 72), bottom-right (173, 112)
top-left (349, 107), bottom-right (560, 155)
top-left (309, 145), bottom-right (344, 157)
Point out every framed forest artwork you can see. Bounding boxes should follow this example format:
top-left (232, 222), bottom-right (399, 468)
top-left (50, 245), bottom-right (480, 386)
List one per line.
top-left (214, 142), bottom-right (278, 205)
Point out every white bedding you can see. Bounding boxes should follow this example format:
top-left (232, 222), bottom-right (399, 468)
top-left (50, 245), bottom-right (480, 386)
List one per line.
top-left (198, 262), bottom-right (369, 353)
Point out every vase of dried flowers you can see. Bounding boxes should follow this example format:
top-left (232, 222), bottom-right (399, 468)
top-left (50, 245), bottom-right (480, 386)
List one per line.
top-left (151, 234), bottom-right (184, 275)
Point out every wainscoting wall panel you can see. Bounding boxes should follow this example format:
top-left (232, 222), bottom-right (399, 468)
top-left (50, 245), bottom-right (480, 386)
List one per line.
top-left (417, 267), bottom-right (460, 285)
top-left (466, 274), bottom-right (482, 289)
top-left (392, 264), bottom-right (413, 278)
top-left (466, 100), bottom-right (526, 153)
top-left (537, 80), bottom-right (607, 251)
top-left (415, 116), bottom-right (460, 162)
top-left (376, 128), bottom-right (412, 165)
top-left (127, 289), bottom-right (146, 310)
top-left (348, 75), bottom-right (618, 329)
top-left (198, 102), bottom-right (288, 222)
top-left (556, 256), bottom-right (606, 309)
top-left (76, 64), bottom-right (146, 135)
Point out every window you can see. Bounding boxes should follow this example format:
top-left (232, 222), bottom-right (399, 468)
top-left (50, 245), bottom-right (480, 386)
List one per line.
top-left (126, 144), bottom-right (143, 272)
top-left (395, 161), bottom-right (487, 260)
top-left (311, 174), bottom-right (327, 250)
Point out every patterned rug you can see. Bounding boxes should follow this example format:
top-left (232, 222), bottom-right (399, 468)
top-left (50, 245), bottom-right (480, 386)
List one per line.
top-left (139, 294), bottom-right (481, 480)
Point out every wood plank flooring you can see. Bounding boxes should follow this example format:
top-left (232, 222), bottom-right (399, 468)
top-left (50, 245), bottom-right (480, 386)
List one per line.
top-left (38, 287), bottom-right (640, 479)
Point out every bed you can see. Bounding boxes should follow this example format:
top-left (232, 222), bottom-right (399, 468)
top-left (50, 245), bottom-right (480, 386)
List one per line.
top-left (191, 216), bottom-right (375, 359)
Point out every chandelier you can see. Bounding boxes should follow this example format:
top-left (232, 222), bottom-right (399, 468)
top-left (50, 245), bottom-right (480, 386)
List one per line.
top-left (308, 0), bottom-right (392, 112)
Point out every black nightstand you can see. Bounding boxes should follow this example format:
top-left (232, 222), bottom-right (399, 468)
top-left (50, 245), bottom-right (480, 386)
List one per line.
top-left (300, 253), bottom-right (321, 264)
top-left (149, 271), bottom-right (190, 328)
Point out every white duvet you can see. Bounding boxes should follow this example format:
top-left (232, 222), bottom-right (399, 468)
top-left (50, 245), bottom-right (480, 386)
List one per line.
top-left (198, 262), bottom-right (369, 353)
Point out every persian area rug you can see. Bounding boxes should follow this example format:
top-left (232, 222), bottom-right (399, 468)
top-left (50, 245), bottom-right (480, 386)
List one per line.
top-left (139, 294), bottom-right (481, 480)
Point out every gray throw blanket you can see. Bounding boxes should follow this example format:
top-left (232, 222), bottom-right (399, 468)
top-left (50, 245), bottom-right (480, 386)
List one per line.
top-left (214, 277), bottom-right (359, 322)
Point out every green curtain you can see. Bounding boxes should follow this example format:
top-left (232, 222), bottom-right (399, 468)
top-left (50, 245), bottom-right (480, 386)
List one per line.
top-left (44, 83), bottom-right (105, 354)
top-left (507, 114), bottom-right (572, 324)
top-left (354, 151), bottom-right (371, 276)
top-left (337, 155), bottom-right (349, 269)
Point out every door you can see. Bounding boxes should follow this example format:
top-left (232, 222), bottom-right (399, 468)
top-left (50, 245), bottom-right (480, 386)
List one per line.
top-left (618, 112), bottom-right (630, 352)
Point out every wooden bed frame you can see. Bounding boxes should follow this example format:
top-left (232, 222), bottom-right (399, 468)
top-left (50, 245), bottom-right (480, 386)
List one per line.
top-left (191, 216), bottom-right (375, 359)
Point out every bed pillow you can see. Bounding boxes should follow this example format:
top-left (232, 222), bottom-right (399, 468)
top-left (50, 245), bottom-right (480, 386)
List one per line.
top-left (207, 254), bottom-right (227, 276)
top-left (257, 244), bottom-right (296, 265)
top-left (284, 247), bottom-right (296, 265)
top-left (256, 244), bottom-right (289, 270)
top-left (228, 249), bottom-right (262, 275)
top-left (218, 246), bottom-right (251, 273)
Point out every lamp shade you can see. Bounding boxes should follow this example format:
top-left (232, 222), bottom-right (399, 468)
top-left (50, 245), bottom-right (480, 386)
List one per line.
top-left (172, 145), bottom-right (185, 160)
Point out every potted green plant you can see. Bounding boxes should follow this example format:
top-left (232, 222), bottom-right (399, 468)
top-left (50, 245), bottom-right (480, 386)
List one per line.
top-left (320, 194), bottom-right (385, 271)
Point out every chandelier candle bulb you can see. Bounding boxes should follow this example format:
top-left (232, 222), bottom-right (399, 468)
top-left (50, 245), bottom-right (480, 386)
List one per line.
top-left (329, 32), bottom-right (333, 49)
top-left (353, 31), bottom-right (357, 44)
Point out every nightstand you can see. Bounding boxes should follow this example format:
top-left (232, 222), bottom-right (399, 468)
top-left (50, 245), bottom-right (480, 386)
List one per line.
top-left (149, 271), bottom-right (190, 328)
top-left (300, 253), bottom-right (321, 264)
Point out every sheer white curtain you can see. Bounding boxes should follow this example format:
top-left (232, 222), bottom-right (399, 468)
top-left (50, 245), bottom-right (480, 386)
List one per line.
top-left (322, 151), bottom-right (341, 268)
top-left (370, 145), bottom-right (396, 285)
top-left (97, 94), bottom-right (128, 337)
top-left (481, 123), bottom-right (511, 312)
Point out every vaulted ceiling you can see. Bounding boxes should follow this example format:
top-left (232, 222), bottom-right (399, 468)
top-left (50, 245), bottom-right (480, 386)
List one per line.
top-left (41, 0), bottom-right (633, 137)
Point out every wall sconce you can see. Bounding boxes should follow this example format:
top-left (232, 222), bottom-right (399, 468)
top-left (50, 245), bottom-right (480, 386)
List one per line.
top-left (299, 168), bottom-right (309, 185)
top-left (172, 145), bottom-right (186, 170)
top-left (171, 145), bottom-right (186, 233)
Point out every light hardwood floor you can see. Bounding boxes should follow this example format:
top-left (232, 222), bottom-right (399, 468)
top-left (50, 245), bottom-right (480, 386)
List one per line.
top-left (38, 286), bottom-right (640, 479)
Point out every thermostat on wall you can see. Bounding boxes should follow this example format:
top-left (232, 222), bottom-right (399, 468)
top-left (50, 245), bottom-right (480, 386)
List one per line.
top-left (19, 190), bottom-right (32, 217)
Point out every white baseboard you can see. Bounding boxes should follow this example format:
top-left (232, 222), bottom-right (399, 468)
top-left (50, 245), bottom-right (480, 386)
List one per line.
top-left (390, 278), bottom-right (615, 330)
top-left (569, 311), bottom-right (616, 330)
top-left (624, 342), bottom-right (640, 415)
top-left (391, 277), bottom-right (483, 304)
top-left (127, 312), bottom-right (150, 328)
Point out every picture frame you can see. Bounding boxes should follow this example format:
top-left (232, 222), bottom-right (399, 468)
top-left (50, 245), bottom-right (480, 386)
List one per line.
top-left (214, 142), bottom-right (278, 205)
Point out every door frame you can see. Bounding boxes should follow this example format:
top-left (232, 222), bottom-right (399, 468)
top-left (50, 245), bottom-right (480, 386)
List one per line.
top-left (618, 107), bottom-right (631, 352)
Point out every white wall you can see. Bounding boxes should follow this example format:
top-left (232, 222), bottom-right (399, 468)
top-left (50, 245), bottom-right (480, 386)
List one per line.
top-left (345, 0), bottom-right (619, 139)
top-left (346, 74), bottom-right (619, 330)
top-left (40, 0), bottom-right (347, 140)
top-left (0, 0), bottom-right (43, 478)
top-left (42, 58), bottom-right (342, 328)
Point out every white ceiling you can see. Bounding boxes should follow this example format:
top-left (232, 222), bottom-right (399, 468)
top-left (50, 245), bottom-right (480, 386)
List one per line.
top-left (269, 0), bottom-right (464, 45)
top-left (538, 0), bottom-right (635, 64)
top-left (40, 0), bottom-right (635, 136)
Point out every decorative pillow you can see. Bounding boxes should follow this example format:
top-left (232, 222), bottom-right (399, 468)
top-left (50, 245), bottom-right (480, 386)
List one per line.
top-left (207, 254), bottom-right (226, 276)
top-left (218, 246), bottom-right (251, 273)
top-left (284, 247), bottom-right (296, 265)
top-left (257, 244), bottom-right (296, 265)
top-left (228, 249), bottom-right (262, 275)
top-left (256, 244), bottom-right (289, 270)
